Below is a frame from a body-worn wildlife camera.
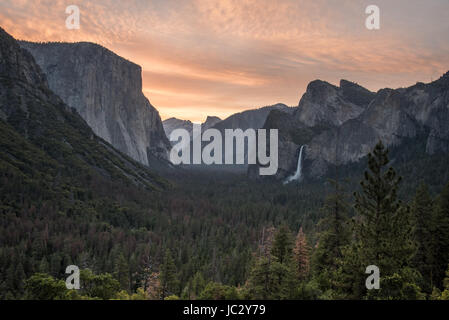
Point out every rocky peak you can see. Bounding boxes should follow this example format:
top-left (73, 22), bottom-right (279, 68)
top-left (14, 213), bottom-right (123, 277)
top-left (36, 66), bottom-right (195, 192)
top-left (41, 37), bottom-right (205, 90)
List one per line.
top-left (300, 80), bottom-right (338, 105)
top-left (295, 79), bottom-right (368, 127)
top-left (303, 72), bottom-right (449, 177)
top-left (163, 117), bottom-right (193, 139)
top-left (203, 116), bottom-right (222, 130)
top-left (256, 71), bottom-right (449, 180)
top-left (339, 79), bottom-right (375, 107)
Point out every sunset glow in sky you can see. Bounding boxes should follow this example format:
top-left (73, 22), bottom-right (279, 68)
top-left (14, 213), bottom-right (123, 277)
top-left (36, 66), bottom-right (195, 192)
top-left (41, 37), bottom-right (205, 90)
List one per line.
top-left (1, 0), bottom-right (448, 122)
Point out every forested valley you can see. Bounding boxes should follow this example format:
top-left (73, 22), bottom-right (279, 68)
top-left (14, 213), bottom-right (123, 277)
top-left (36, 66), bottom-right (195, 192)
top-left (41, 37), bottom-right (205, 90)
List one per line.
top-left (2, 139), bottom-right (449, 300)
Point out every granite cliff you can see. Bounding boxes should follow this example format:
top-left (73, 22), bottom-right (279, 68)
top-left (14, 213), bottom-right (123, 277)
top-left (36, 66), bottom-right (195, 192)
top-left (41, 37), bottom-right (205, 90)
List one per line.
top-left (19, 41), bottom-right (170, 167)
top-left (252, 73), bottom-right (449, 180)
top-left (0, 27), bottom-right (166, 189)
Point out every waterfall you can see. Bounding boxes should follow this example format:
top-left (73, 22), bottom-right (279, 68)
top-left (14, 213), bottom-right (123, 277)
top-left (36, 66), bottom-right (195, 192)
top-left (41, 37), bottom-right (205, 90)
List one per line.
top-left (283, 145), bottom-right (305, 184)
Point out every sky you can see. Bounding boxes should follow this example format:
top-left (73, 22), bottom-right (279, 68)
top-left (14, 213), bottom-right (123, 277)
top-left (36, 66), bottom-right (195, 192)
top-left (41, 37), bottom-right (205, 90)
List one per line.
top-left (1, 0), bottom-right (448, 122)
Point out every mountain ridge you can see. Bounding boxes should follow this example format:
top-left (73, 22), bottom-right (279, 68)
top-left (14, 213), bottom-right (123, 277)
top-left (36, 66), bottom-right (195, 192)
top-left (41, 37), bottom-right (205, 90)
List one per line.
top-left (256, 71), bottom-right (449, 180)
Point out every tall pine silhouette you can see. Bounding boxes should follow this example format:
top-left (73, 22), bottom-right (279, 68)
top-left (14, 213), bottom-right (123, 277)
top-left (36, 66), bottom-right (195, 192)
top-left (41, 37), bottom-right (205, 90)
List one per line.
top-left (346, 141), bottom-right (421, 299)
top-left (312, 180), bottom-right (351, 297)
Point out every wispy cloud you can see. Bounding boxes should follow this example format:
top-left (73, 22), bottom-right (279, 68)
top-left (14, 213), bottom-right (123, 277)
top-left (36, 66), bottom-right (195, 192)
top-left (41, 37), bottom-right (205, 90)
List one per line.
top-left (1, 0), bottom-right (448, 122)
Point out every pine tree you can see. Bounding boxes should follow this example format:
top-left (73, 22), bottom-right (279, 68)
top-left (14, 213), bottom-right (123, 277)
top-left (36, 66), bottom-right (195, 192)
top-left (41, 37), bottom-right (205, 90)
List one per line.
top-left (433, 182), bottom-right (449, 289)
top-left (246, 256), bottom-right (272, 299)
top-left (271, 225), bottom-right (293, 265)
top-left (311, 180), bottom-right (351, 297)
top-left (145, 272), bottom-right (161, 300)
top-left (411, 183), bottom-right (436, 293)
top-left (350, 141), bottom-right (420, 299)
top-left (15, 262), bottom-right (26, 293)
top-left (246, 255), bottom-right (297, 300)
top-left (160, 249), bottom-right (178, 299)
top-left (293, 227), bottom-right (310, 280)
top-left (258, 226), bottom-right (275, 258)
top-left (114, 253), bottom-right (130, 291)
top-left (190, 271), bottom-right (206, 299)
top-left (270, 259), bottom-right (297, 299)
top-left (38, 257), bottom-right (50, 273)
top-left (247, 226), bottom-right (297, 299)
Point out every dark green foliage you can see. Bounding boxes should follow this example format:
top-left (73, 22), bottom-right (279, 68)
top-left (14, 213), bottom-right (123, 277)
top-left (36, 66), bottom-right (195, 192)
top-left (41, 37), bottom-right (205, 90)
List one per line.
top-left (2, 27), bottom-right (449, 300)
top-left (441, 265), bottom-right (449, 299)
top-left (432, 183), bottom-right (449, 289)
top-left (271, 225), bottom-right (293, 265)
top-left (114, 253), bottom-right (130, 292)
top-left (355, 141), bottom-right (415, 271)
top-left (2, 139), bottom-right (449, 300)
top-left (246, 257), bottom-right (272, 299)
top-left (24, 273), bottom-right (68, 300)
top-left (160, 249), bottom-right (179, 299)
top-left (79, 269), bottom-right (120, 300)
top-left (23, 270), bottom-right (121, 300)
top-left (411, 184), bottom-right (437, 293)
top-left (312, 180), bottom-right (351, 295)
top-left (246, 256), bottom-right (297, 300)
top-left (246, 226), bottom-right (298, 299)
top-left (367, 271), bottom-right (424, 300)
top-left (347, 141), bottom-right (420, 299)
top-left (198, 282), bottom-right (241, 300)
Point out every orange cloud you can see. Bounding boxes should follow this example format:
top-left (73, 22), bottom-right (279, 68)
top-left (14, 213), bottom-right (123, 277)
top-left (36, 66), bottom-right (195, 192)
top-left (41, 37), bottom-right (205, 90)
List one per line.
top-left (1, 0), bottom-right (448, 122)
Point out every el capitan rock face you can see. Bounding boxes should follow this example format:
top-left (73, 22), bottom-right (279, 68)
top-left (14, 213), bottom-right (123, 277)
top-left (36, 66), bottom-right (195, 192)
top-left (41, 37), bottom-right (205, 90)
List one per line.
top-left (19, 41), bottom-right (170, 167)
top-left (0, 27), bottom-right (165, 189)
